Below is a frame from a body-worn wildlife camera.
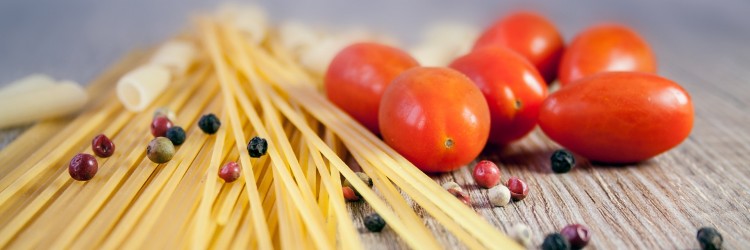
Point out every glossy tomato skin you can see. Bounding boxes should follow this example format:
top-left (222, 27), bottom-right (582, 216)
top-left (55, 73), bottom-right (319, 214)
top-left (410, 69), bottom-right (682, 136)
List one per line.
top-left (558, 24), bottom-right (656, 87)
top-left (450, 46), bottom-right (548, 145)
top-left (325, 42), bottom-right (419, 134)
top-left (539, 72), bottom-right (693, 163)
top-left (473, 11), bottom-right (564, 84)
top-left (379, 67), bottom-right (490, 173)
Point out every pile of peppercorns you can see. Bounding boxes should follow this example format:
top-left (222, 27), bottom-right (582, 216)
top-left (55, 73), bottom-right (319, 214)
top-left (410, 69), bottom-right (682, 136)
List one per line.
top-left (456, 160), bottom-right (530, 208)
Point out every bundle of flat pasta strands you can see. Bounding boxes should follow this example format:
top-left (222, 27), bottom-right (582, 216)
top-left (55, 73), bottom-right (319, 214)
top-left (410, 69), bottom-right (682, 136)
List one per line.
top-left (0, 16), bottom-right (522, 249)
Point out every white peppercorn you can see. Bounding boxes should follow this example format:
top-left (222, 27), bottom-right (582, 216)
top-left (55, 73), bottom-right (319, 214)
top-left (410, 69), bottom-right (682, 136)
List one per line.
top-left (509, 223), bottom-right (532, 247)
top-left (488, 185), bottom-right (511, 207)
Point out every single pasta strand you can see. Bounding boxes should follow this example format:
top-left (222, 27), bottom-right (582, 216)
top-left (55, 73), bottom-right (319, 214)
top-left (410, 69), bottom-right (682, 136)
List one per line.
top-left (322, 131), bottom-right (338, 245)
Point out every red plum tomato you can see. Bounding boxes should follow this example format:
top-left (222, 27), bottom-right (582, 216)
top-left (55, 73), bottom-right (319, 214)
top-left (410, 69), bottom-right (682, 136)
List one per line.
top-left (539, 72), bottom-right (693, 163)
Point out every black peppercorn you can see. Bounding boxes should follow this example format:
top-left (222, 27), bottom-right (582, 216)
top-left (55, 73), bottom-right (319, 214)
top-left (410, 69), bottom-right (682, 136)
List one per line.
top-left (247, 136), bottom-right (268, 158)
top-left (364, 213), bottom-right (386, 232)
top-left (542, 233), bottom-right (571, 250)
top-left (551, 149), bottom-right (575, 173)
top-left (697, 227), bottom-right (722, 250)
top-left (165, 126), bottom-right (186, 146)
top-left (198, 113), bottom-right (221, 134)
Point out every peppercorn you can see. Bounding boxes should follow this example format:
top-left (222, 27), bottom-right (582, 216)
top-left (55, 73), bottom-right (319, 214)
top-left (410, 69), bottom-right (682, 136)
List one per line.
top-left (448, 188), bottom-right (471, 206)
top-left (488, 185), bottom-right (511, 207)
top-left (551, 149), bottom-right (575, 173)
top-left (147, 137), bottom-right (175, 164)
top-left (247, 136), bottom-right (268, 158)
top-left (561, 224), bottom-right (591, 249)
top-left (91, 134), bottom-right (115, 158)
top-left (542, 233), bottom-right (571, 250)
top-left (509, 223), bottom-right (532, 247)
top-left (151, 116), bottom-right (173, 137)
top-left (364, 213), bottom-right (386, 232)
top-left (697, 227), bottom-right (722, 250)
top-left (198, 113), bottom-right (221, 134)
top-left (473, 160), bottom-right (501, 188)
top-left (507, 177), bottom-right (529, 201)
top-left (165, 126), bottom-right (186, 146)
top-left (69, 153), bottom-right (98, 181)
top-left (153, 107), bottom-right (176, 122)
top-left (342, 186), bottom-right (360, 202)
top-left (219, 161), bottom-right (241, 182)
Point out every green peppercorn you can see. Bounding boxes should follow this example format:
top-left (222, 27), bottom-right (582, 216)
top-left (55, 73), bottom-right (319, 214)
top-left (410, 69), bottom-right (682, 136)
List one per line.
top-left (198, 113), bottom-right (221, 134)
top-left (542, 233), bottom-right (571, 250)
top-left (147, 137), bottom-right (175, 164)
top-left (247, 136), bottom-right (268, 158)
top-left (364, 213), bottom-right (386, 232)
top-left (697, 227), bottom-right (722, 250)
top-left (165, 126), bottom-right (186, 146)
top-left (551, 149), bottom-right (575, 173)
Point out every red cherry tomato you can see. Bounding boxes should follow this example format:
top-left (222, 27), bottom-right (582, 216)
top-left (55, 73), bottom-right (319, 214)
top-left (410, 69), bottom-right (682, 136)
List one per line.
top-left (450, 46), bottom-right (548, 145)
top-left (539, 72), bottom-right (693, 163)
top-left (379, 67), bottom-right (490, 173)
top-left (473, 11), bottom-right (564, 84)
top-left (558, 24), bottom-right (657, 87)
top-left (325, 42), bottom-right (419, 134)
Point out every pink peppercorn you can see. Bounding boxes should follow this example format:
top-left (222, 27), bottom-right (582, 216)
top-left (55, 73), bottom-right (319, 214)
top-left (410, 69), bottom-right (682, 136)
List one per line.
top-left (69, 153), bottom-right (98, 181)
top-left (561, 224), bottom-right (591, 249)
top-left (91, 134), bottom-right (115, 157)
top-left (218, 162), bottom-right (241, 182)
top-left (507, 177), bottom-right (529, 201)
top-left (472, 160), bottom-right (501, 188)
top-left (151, 116), bottom-right (173, 137)
top-left (343, 186), bottom-right (360, 201)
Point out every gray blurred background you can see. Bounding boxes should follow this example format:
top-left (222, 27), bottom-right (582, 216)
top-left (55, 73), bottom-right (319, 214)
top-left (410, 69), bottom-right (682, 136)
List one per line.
top-left (1, 0), bottom-right (749, 147)
top-left (1, 0), bottom-right (748, 86)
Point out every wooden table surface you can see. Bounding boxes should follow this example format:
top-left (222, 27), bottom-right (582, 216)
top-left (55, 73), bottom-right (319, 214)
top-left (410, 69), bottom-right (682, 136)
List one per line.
top-left (1, 1), bottom-right (749, 249)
